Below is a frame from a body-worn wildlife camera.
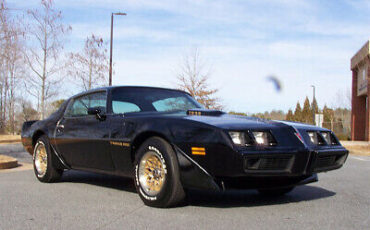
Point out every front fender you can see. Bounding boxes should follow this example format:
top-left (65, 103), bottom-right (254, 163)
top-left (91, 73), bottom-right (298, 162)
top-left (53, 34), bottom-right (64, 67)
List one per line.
top-left (173, 145), bottom-right (221, 191)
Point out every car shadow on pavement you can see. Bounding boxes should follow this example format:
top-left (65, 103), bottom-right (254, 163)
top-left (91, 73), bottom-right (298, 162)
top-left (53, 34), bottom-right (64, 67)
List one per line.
top-left (59, 170), bottom-right (137, 193)
top-left (57, 170), bottom-right (335, 208)
top-left (185, 185), bottom-right (336, 208)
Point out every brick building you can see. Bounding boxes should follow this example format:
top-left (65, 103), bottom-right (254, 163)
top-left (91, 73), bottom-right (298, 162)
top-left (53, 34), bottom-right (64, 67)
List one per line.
top-left (351, 40), bottom-right (370, 141)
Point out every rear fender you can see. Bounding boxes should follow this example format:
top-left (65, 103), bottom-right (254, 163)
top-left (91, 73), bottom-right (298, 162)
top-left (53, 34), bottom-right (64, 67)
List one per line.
top-left (21, 120), bottom-right (39, 134)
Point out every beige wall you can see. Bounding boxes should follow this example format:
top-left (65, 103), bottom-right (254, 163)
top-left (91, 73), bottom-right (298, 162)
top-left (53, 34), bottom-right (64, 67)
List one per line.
top-left (357, 62), bottom-right (368, 96)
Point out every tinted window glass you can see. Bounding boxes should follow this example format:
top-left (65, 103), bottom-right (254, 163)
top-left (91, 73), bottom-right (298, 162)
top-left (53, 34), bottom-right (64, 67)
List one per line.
top-left (153, 97), bottom-right (197, 112)
top-left (112, 101), bottom-right (141, 114)
top-left (111, 88), bottom-right (201, 114)
top-left (66, 92), bottom-right (107, 117)
top-left (89, 92), bottom-right (107, 111)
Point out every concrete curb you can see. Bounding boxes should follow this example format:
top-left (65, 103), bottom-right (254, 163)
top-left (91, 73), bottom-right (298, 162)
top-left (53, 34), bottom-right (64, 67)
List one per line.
top-left (0, 155), bottom-right (18, 169)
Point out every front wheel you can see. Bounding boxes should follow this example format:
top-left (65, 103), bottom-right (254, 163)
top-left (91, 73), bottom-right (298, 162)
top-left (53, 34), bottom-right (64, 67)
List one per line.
top-left (134, 137), bottom-right (185, 208)
top-left (258, 187), bottom-right (295, 196)
top-left (33, 135), bottom-right (63, 183)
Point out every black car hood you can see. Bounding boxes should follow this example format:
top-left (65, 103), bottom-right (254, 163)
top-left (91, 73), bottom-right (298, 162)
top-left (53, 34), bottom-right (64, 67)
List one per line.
top-left (184, 113), bottom-right (326, 131)
top-left (125, 110), bottom-right (327, 131)
top-left (184, 114), bottom-right (276, 129)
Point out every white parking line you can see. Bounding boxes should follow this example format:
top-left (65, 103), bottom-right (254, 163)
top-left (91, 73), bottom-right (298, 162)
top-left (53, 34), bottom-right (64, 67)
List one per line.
top-left (349, 155), bottom-right (370, 162)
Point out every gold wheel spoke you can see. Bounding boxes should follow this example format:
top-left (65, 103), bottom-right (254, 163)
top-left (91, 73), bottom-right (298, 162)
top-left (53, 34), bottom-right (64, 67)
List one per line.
top-left (34, 143), bottom-right (48, 177)
top-left (139, 152), bottom-right (166, 196)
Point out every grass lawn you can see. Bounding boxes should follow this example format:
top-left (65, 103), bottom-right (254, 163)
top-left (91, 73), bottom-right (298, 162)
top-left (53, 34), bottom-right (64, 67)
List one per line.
top-left (0, 135), bottom-right (21, 144)
top-left (343, 145), bottom-right (370, 156)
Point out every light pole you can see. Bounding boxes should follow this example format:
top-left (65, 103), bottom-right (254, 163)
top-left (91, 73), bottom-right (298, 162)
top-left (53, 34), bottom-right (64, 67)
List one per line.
top-left (109, 12), bottom-right (126, 86)
top-left (311, 85), bottom-right (316, 125)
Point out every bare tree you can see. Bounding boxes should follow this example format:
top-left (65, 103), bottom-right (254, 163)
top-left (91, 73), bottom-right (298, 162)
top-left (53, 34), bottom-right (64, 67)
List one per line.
top-left (333, 88), bottom-right (351, 109)
top-left (176, 48), bottom-right (222, 110)
top-left (24, 0), bottom-right (71, 119)
top-left (67, 34), bottom-right (109, 91)
top-left (0, 2), bottom-right (8, 132)
top-left (19, 98), bottom-right (39, 122)
top-left (6, 30), bottom-right (25, 134)
top-left (0, 1), bottom-right (26, 133)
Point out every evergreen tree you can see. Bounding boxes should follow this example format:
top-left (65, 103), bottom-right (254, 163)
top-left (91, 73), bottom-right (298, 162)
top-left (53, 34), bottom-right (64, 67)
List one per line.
top-left (302, 97), bottom-right (312, 123)
top-left (294, 102), bottom-right (302, 122)
top-left (286, 109), bottom-right (294, 121)
top-left (311, 98), bottom-right (319, 117)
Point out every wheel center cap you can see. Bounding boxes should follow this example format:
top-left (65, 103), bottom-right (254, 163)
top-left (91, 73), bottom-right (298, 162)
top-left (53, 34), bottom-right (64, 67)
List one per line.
top-left (153, 168), bottom-right (161, 178)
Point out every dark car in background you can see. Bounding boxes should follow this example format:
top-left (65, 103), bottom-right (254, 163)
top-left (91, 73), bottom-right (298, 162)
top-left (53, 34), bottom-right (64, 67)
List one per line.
top-left (21, 86), bottom-right (348, 208)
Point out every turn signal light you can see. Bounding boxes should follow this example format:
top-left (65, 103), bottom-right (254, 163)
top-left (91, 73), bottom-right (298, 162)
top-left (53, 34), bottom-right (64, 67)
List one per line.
top-left (191, 147), bottom-right (206, 155)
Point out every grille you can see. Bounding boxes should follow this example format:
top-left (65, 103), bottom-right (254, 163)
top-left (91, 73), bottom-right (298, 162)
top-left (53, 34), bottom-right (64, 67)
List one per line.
top-left (244, 156), bottom-right (293, 171)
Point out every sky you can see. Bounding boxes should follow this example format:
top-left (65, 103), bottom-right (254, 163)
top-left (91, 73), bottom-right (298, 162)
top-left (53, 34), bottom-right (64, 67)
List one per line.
top-left (9, 0), bottom-right (370, 113)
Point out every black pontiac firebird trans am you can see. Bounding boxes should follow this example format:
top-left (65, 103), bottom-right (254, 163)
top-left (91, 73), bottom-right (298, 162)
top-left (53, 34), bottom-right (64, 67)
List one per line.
top-left (21, 86), bottom-right (348, 208)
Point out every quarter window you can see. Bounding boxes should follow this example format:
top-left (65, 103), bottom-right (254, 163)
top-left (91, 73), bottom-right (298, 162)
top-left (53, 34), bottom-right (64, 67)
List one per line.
top-left (153, 97), bottom-right (195, 112)
top-left (112, 101), bottom-right (141, 114)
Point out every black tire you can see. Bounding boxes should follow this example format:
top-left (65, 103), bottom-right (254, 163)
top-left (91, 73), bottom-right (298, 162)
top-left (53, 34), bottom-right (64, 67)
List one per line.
top-left (134, 137), bottom-right (185, 208)
top-left (33, 135), bottom-right (63, 183)
top-left (258, 187), bottom-right (295, 196)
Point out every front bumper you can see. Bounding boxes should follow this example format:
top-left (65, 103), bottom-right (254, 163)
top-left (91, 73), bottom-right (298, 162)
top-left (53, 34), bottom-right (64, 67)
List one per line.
top-left (242, 147), bottom-right (348, 176)
top-left (175, 144), bottom-right (348, 191)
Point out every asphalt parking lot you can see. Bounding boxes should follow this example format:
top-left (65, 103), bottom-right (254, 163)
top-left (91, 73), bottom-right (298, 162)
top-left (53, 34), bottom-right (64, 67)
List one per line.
top-left (0, 144), bottom-right (369, 230)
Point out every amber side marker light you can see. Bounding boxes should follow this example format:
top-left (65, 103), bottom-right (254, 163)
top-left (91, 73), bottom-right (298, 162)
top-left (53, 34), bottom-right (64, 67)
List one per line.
top-left (191, 147), bottom-right (206, 155)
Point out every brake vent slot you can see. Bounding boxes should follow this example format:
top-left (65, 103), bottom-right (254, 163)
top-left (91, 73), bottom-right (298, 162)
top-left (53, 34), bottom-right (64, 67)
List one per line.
top-left (244, 155), bottom-right (294, 172)
top-left (316, 155), bottom-right (336, 168)
top-left (313, 153), bottom-right (347, 172)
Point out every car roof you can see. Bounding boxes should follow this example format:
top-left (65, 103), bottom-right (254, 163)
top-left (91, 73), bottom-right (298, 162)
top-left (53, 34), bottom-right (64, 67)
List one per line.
top-left (71, 85), bottom-right (190, 99)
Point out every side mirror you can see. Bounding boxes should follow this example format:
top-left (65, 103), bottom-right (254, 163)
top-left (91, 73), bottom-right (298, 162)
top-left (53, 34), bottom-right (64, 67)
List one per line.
top-left (87, 107), bottom-right (106, 121)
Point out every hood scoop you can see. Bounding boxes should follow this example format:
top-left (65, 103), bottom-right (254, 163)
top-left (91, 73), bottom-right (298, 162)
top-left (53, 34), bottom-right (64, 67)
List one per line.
top-left (187, 109), bottom-right (225, 116)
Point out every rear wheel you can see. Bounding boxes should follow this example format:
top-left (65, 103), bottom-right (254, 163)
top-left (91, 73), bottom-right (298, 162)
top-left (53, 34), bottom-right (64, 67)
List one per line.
top-left (33, 135), bottom-right (63, 183)
top-left (258, 187), bottom-right (295, 196)
top-left (134, 137), bottom-right (185, 208)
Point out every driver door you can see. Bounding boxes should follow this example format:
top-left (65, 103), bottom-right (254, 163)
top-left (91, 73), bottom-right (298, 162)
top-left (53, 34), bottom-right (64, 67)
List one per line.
top-left (53, 91), bottom-right (114, 170)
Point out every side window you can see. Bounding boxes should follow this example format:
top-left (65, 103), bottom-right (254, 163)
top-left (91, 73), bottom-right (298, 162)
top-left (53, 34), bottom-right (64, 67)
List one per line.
top-left (65, 92), bottom-right (107, 117)
top-left (89, 92), bottom-right (107, 112)
top-left (112, 101), bottom-right (141, 114)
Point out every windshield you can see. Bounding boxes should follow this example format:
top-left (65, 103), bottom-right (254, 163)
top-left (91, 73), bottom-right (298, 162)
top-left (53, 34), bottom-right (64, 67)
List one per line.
top-left (111, 87), bottom-right (202, 114)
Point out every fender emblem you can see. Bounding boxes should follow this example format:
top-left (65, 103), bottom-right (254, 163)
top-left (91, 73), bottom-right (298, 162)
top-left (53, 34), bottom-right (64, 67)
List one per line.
top-left (110, 141), bottom-right (130, 147)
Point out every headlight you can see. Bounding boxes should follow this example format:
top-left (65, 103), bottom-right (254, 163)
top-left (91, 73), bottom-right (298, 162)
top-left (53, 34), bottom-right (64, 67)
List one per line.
top-left (229, 131), bottom-right (277, 146)
top-left (307, 131), bottom-right (324, 145)
top-left (252, 131), bottom-right (277, 146)
top-left (252, 132), bottom-right (267, 145)
top-left (229, 131), bottom-right (276, 146)
top-left (321, 132), bottom-right (331, 144)
top-left (320, 131), bottom-right (338, 145)
top-left (229, 131), bottom-right (246, 145)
